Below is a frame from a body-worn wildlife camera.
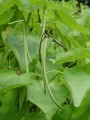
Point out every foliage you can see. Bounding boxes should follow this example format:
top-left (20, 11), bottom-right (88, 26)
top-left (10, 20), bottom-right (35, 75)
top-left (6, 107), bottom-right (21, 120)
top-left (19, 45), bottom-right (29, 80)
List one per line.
top-left (0, 0), bottom-right (90, 120)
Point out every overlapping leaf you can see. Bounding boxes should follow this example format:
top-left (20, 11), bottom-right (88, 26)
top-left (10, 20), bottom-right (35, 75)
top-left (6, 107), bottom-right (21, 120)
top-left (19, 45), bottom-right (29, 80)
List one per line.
top-left (27, 80), bottom-right (68, 120)
top-left (0, 0), bottom-right (14, 14)
top-left (64, 67), bottom-right (90, 107)
top-left (6, 33), bottom-right (40, 70)
top-left (23, 113), bottom-right (47, 120)
top-left (54, 6), bottom-right (90, 35)
top-left (19, 0), bottom-right (33, 12)
top-left (53, 48), bottom-right (90, 64)
top-left (0, 10), bottom-right (14, 25)
top-left (0, 70), bottom-right (33, 92)
top-left (29, 0), bottom-right (46, 8)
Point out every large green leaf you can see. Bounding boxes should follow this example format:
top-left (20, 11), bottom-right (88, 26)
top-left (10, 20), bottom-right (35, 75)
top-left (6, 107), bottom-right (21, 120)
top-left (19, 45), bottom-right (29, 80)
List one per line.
top-left (6, 34), bottom-right (26, 70)
top-left (0, 90), bottom-right (16, 114)
top-left (54, 6), bottom-right (90, 35)
top-left (71, 92), bottom-right (90, 119)
top-left (27, 80), bottom-right (68, 120)
top-left (27, 33), bottom-right (40, 59)
top-left (76, 9), bottom-right (90, 26)
top-left (64, 67), bottom-right (90, 107)
top-left (55, 26), bottom-right (81, 48)
top-left (0, 70), bottom-right (33, 92)
top-left (0, 54), bottom-right (3, 67)
top-left (52, 105), bottom-right (73, 120)
top-left (6, 33), bottom-right (40, 70)
top-left (13, 0), bottom-right (33, 18)
top-left (23, 113), bottom-right (47, 120)
top-left (53, 48), bottom-right (90, 64)
top-left (29, 0), bottom-right (46, 8)
top-left (0, 10), bottom-right (14, 25)
top-left (0, 0), bottom-right (14, 14)
top-left (0, 90), bottom-right (17, 120)
top-left (19, 0), bottom-right (33, 12)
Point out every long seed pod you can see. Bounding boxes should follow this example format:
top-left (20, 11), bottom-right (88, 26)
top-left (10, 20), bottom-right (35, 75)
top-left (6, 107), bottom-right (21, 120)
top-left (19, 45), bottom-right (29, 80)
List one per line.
top-left (40, 10), bottom-right (64, 111)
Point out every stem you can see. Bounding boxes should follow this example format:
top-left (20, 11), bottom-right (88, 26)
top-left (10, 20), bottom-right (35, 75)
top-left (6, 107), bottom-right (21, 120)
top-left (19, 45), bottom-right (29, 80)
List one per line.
top-left (27, 49), bottom-right (32, 63)
top-left (8, 18), bottom-right (54, 25)
top-left (8, 20), bottom-right (25, 24)
top-left (53, 39), bottom-right (67, 51)
top-left (40, 10), bottom-right (64, 110)
top-left (23, 13), bottom-right (32, 73)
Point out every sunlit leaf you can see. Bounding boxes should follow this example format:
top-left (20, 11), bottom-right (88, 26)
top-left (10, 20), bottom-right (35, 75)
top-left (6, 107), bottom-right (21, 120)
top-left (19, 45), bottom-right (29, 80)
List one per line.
top-left (0, 0), bottom-right (14, 14)
top-left (6, 32), bottom-right (40, 70)
top-left (54, 48), bottom-right (90, 64)
top-left (54, 7), bottom-right (90, 35)
top-left (27, 80), bottom-right (68, 120)
top-left (0, 70), bottom-right (33, 92)
top-left (0, 10), bottom-right (14, 25)
top-left (64, 67), bottom-right (90, 107)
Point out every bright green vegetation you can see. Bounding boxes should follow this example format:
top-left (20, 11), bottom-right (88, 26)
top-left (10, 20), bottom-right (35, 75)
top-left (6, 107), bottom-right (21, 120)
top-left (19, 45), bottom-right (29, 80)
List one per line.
top-left (0, 0), bottom-right (90, 120)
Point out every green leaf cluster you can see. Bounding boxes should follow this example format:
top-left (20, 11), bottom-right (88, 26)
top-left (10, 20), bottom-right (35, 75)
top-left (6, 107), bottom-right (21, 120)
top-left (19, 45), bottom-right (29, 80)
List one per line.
top-left (0, 0), bottom-right (90, 120)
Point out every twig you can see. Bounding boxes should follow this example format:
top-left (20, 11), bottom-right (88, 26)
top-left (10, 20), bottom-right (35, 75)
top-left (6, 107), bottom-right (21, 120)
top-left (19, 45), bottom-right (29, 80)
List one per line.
top-left (23, 13), bottom-right (31, 73)
top-left (53, 39), bottom-right (67, 51)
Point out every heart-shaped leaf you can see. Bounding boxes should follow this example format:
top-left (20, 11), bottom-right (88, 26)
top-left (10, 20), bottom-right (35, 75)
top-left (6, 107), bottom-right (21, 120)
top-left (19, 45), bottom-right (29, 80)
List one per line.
top-left (64, 67), bottom-right (90, 107)
top-left (0, 70), bottom-right (34, 92)
top-left (27, 80), bottom-right (68, 120)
